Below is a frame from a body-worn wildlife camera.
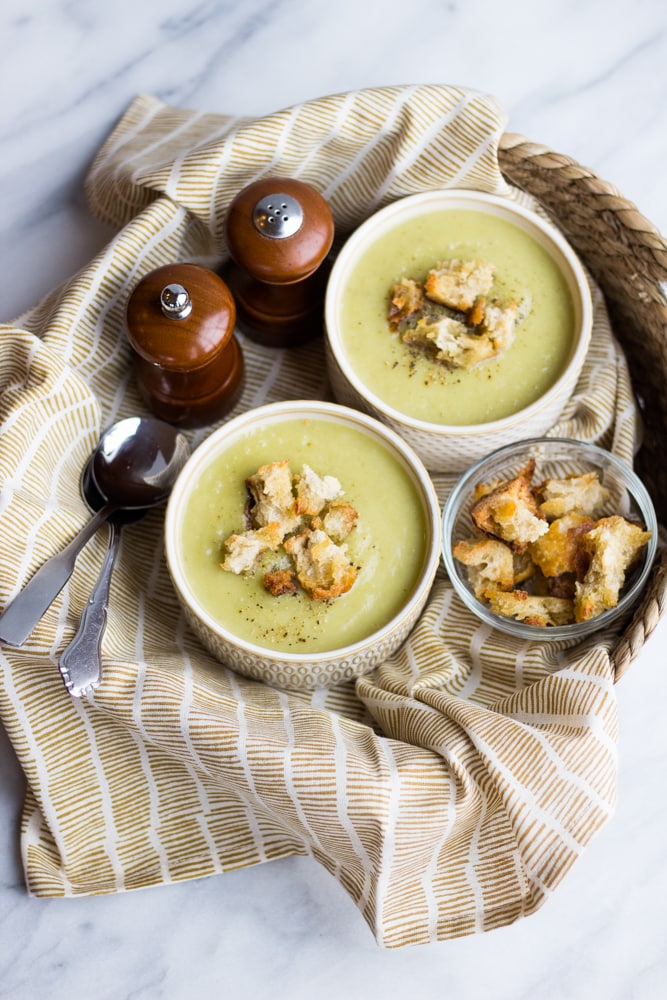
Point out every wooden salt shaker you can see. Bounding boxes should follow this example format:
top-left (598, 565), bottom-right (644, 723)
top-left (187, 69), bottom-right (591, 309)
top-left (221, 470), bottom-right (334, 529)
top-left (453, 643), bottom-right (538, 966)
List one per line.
top-left (125, 263), bottom-right (243, 428)
top-left (222, 177), bottom-right (335, 347)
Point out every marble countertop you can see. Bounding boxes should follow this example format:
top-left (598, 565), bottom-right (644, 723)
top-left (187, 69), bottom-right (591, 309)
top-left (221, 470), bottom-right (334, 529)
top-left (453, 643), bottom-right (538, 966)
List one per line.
top-left (1, 2), bottom-right (666, 997)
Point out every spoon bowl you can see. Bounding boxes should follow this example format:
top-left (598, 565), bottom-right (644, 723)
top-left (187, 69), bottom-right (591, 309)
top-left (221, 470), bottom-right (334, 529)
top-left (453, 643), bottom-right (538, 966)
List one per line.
top-left (81, 458), bottom-right (146, 525)
top-left (92, 416), bottom-right (191, 509)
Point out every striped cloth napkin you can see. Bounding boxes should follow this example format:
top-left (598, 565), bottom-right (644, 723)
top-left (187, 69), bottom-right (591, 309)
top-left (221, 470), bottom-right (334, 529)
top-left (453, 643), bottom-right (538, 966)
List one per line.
top-left (0, 85), bottom-right (638, 947)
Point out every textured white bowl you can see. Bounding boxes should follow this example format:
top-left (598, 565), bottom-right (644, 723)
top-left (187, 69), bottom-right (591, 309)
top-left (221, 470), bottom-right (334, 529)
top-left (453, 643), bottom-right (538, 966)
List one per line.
top-left (165, 400), bottom-right (441, 690)
top-left (325, 189), bottom-right (593, 473)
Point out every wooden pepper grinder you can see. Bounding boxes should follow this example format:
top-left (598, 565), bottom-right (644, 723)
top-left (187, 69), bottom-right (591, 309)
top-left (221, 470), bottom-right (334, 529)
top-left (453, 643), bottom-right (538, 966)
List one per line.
top-left (125, 263), bottom-right (244, 428)
top-left (222, 177), bottom-right (335, 347)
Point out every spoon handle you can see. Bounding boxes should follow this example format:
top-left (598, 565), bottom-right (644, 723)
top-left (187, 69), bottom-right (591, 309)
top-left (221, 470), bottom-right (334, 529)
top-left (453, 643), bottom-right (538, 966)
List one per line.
top-left (0, 506), bottom-right (114, 647)
top-left (58, 523), bottom-right (121, 697)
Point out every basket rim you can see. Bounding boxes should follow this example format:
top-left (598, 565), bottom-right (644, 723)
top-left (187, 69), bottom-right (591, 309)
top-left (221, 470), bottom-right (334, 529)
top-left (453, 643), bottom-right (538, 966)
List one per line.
top-left (497, 131), bottom-right (667, 679)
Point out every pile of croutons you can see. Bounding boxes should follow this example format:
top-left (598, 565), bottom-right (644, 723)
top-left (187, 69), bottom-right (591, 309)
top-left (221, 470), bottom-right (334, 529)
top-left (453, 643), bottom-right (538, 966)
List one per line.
top-left (452, 459), bottom-right (651, 626)
top-left (220, 460), bottom-right (359, 601)
top-left (388, 257), bottom-right (528, 369)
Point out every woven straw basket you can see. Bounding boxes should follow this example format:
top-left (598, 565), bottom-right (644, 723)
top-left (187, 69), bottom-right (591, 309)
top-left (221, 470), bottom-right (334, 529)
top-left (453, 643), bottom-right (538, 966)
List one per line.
top-left (497, 133), bottom-right (667, 679)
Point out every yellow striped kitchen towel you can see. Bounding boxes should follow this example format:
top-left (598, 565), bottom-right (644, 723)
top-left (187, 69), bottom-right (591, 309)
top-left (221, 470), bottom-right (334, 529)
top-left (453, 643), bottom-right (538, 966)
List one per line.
top-left (0, 85), bottom-right (637, 947)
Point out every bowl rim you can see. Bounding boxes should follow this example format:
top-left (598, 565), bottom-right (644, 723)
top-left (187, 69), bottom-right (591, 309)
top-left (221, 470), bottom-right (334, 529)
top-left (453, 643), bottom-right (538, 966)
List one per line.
top-left (440, 436), bottom-right (659, 641)
top-left (165, 399), bottom-right (442, 663)
top-left (325, 188), bottom-right (593, 436)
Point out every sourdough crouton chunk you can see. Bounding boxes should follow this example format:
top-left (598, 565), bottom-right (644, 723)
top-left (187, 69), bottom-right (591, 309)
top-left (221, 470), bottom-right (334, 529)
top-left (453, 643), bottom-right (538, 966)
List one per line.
top-left (284, 527), bottom-right (357, 600)
top-left (403, 316), bottom-right (469, 358)
top-left (574, 515), bottom-right (651, 622)
top-left (221, 523), bottom-right (283, 574)
top-left (388, 277), bottom-right (424, 329)
top-left (424, 258), bottom-right (495, 311)
top-left (294, 464), bottom-right (342, 516)
top-left (471, 461), bottom-right (548, 552)
top-left (488, 590), bottom-right (574, 627)
top-left (466, 296), bottom-right (487, 327)
top-left (480, 299), bottom-right (520, 350)
top-left (386, 256), bottom-right (528, 370)
top-left (528, 512), bottom-right (595, 578)
top-left (453, 538), bottom-right (514, 599)
top-left (537, 472), bottom-right (610, 520)
top-left (406, 317), bottom-right (498, 368)
top-left (263, 569), bottom-right (298, 596)
top-left (246, 460), bottom-right (300, 536)
top-left (318, 499), bottom-right (359, 542)
top-left (221, 459), bottom-right (360, 601)
top-left (451, 333), bottom-right (499, 368)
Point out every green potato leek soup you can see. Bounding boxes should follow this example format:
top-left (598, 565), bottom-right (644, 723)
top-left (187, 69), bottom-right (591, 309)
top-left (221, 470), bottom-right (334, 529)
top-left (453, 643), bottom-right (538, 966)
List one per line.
top-left (338, 208), bottom-right (576, 425)
top-left (178, 417), bottom-right (428, 654)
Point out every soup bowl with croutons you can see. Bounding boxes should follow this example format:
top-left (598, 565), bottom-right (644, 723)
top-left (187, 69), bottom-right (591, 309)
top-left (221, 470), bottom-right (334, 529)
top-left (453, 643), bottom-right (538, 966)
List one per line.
top-left (441, 437), bottom-right (658, 642)
top-left (165, 400), bottom-right (441, 689)
top-left (325, 189), bottom-right (593, 472)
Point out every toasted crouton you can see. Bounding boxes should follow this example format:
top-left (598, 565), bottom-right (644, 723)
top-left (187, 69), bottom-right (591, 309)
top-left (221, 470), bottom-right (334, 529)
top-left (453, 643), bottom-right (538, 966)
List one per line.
top-left (488, 590), bottom-right (575, 627)
top-left (263, 569), bottom-right (298, 596)
top-left (404, 315), bottom-right (503, 369)
top-left (319, 499), bottom-right (358, 542)
top-left (403, 315), bottom-right (469, 358)
top-left (403, 315), bottom-right (497, 367)
top-left (284, 527), bottom-right (357, 600)
top-left (537, 471), bottom-right (610, 520)
top-left (573, 515), bottom-right (651, 622)
top-left (452, 537), bottom-right (514, 599)
top-left (424, 258), bottom-right (495, 311)
top-left (453, 334), bottom-right (501, 368)
top-left (471, 461), bottom-right (548, 552)
top-left (221, 522), bottom-right (283, 575)
top-left (410, 316), bottom-right (499, 368)
top-left (246, 460), bottom-right (300, 536)
top-left (529, 511), bottom-right (595, 578)
top-left (388, 278), bottom-right (425, 329)
top-left (466, 296), bottom-right (487, 327)
top-left (294, 464), bottom-right (342, 517)
top-left (480, 299), bottom-right (520, 350)
top-left (472, 479), bottom-right (500, 502)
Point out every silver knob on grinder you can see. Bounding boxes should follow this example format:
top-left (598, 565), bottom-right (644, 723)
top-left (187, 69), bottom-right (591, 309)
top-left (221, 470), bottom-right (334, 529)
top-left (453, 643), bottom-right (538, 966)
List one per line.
top-left (252, 193), bottom-right (304, 239)
top-left (160, 283), bottom-right (192, 320)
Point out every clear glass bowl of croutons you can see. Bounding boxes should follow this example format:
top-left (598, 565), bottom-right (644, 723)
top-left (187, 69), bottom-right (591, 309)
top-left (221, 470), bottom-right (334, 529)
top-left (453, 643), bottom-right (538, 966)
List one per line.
top-left (441, 437), bottom-right (658, 641)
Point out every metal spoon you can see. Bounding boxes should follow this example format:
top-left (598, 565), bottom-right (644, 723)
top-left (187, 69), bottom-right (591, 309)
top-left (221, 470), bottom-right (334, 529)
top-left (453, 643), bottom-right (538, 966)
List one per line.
top-left (56, 459), bottom-right (147, 697)
top-left (0, 416), bottom-right (190, 647)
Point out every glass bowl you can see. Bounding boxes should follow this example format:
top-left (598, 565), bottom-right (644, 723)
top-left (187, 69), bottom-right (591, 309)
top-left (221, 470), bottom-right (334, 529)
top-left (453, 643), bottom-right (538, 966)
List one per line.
top-left (441, 437), bottom-right (658, 641)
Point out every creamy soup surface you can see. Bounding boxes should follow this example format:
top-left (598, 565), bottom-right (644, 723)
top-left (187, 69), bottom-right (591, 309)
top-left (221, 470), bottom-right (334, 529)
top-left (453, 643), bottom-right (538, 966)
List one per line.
top-left (179, 418), bottom-right (428, 653)
top-left (337, 208), bottom-right (576, 425)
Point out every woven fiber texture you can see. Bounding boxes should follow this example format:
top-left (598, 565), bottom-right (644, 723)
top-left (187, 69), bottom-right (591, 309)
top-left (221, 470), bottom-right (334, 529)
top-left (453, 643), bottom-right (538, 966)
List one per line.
top-left (497, 134), bottom-right (667, 678)
top-left (0, 85), bottom-right (664, 947)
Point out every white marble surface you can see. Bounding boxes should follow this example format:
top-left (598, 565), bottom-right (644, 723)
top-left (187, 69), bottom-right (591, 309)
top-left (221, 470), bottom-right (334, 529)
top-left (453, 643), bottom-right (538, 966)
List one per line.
top-left (1, 1), bottom-right (667, 997)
